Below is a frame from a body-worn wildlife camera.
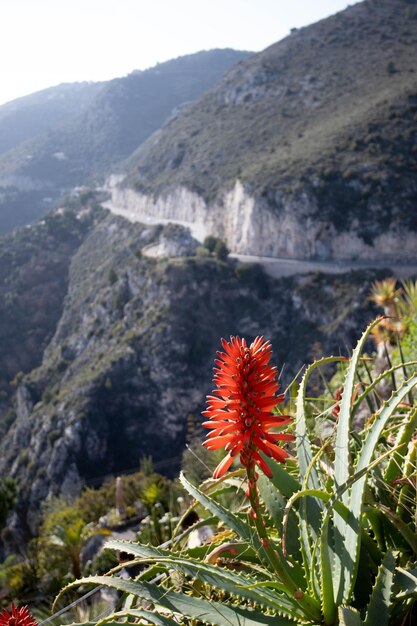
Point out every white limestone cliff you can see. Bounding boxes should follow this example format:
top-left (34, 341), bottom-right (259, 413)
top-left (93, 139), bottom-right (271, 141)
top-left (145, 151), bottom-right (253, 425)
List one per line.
top-left (109, 179), bottom-right (417, 262)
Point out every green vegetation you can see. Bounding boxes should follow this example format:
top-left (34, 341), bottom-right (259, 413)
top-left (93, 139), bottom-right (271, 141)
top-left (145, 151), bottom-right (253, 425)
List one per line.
top-left (0, 465), bottom-right (180, 605)
top-left (38, 505), bottom-right (108, 580)
top-left (197, 235), bottom-right (230, 260)
top-left (0, 478), bottom-right (17, 529)
top-left (0, 202), bottom-right (101, 435)
top-left (56, 284), bottom-right (417, 625)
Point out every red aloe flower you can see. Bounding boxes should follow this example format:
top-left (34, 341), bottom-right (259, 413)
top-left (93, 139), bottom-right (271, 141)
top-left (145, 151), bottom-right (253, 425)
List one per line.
top-left (0, 605), bottom-right (37, 626)
top-left (203, 336), bottom-right (294, 480)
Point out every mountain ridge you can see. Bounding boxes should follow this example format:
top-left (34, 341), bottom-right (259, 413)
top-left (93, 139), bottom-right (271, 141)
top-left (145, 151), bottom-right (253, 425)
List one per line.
top-left (0, 49), bottom-right (252, 234)
top-left (0, 81), bottom-right (104, 154)
top-left (112, 0), bottom-right (417, 262)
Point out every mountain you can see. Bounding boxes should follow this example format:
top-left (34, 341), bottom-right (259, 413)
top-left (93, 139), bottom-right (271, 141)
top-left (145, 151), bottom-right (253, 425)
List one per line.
top-left (0, 197), bottom-right (383, 536)
top-left (0, 50), bottom-right (252, 234)
top-left (112, 0), bottom-right (417, 262)
top-left (0, 196), bottom-right (100, 406)
top-left (1, 0), bottom-right (416, 539)
top-left (0, 82), bottom-right (104, 155)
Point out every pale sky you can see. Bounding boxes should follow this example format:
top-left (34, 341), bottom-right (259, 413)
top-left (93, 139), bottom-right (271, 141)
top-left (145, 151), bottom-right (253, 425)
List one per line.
top-left (0, 0), bottom-right (362, 106)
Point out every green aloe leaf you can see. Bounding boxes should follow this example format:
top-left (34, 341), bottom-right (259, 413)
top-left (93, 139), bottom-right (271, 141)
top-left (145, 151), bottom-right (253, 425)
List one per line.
top-left (259, 456), bottom-right (302, 564)
top-left (262, 456), bottom-right (301, 497)
top-left (334, 371), bottom-right (417, 604)
top-left (296, 356), bottom-right (343, 594)
top-left (320, 517), bottom-right (337, 625)
top-left (257, 473), bottom-right (301, 561)
top-left (396, 437), bottom-right (417, 523)
top-left (393, 568), bottom-right (417, 600)
top-left (282, 487), bottom-right (349, 621)
top-left (172, 471), bottom-right (245, 541)
top-left (351, 361), bottom-right (417, 421)
top-left (180, 472), bottom-right (305, 583)
top-left (180, 473), bottom-right (314, 613)
top-left (97, 610), bottom-right (178, 626)
top-left (369, 504), bottom-right (417, 555)
top-left (296, 356), bottom-right (343, 487)
top-left (179, 472), bottom-right (261, 548)
top-left (54, 576), bottom-right (297, 626)
top-left (180, 471), bottom-right (286, 574)
top-left (332, 317), bottom-right (412, 603)
top-left (105, 540), bottom-right (308, 621)
top-left (364, 551), bottom-right (395, 626)
top-left (384, 407), bottom-right (417, 483)
top-left (283, 447), bottom-right (399, 614)
top-left (334, 319), bottom-right (381, 497)
top-left (338, 606), bottom-right (364, 625)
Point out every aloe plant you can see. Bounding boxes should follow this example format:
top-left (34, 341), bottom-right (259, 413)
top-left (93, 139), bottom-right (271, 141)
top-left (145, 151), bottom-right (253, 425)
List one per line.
top-left (54, 321), bottom-right (417, 625)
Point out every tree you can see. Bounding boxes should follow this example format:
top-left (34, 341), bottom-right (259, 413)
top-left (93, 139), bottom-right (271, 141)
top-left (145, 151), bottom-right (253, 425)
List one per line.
top-left (214, 239), bottom-right (229, 261)
top-left (39, 505), bottom-right (109, 579)
top-left (202, 235), bottom-right (230, 260)
top-left (203, 235), bottom-right (218, 253)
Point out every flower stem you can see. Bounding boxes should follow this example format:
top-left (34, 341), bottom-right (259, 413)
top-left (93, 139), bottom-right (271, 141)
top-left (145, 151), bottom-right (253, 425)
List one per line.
top-left (246, 466), bottom-right (322, 622)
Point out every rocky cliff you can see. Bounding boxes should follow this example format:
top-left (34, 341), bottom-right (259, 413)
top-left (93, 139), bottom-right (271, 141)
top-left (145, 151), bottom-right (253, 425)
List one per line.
top-left (0, 203), bottom-right (383, 536)
top-left (110, 178), bottom-right (417, 261)
top-left (0, 199), bottom-right (101, 409)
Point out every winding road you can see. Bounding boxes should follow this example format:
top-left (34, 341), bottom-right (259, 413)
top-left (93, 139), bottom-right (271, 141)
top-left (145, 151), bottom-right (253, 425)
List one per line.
top-left (103, 201), bottom-right (417, 278)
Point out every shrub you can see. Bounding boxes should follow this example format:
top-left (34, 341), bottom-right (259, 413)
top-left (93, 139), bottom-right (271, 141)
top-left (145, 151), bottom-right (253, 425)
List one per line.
top-left (213, 238), bottom-right (229, 261)
top-left (203, 235), bottom-right (218, 253)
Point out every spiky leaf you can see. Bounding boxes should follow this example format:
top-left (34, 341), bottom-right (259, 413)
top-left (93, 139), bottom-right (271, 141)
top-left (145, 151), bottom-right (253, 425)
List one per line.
top-left (334, 368), bottom-right (417, 604)
top-left (98, 611), bottom-right (178, 626)
top-left (334, 319), bottom-right (380, 497)
top-left (105, 540), bottom-right (307, 621)
top-left (364, 551), bottom-right (395, 626)
top-left (54, 576), bottom-right (296, 626)
top-left (393, 568), bottom-right (417, 600)
top-left (262, 456), bottom-right (300, 497)
top-left (180, 473), bottom-right (311, 604)
top-left (258, 474), bottom-right (301, 560)
top-left (338, 606), bottom-right (364, 625)
top-left (384, 407), bottom-right (417, 483)
top-left (296, 356), bottom-right (342, 593)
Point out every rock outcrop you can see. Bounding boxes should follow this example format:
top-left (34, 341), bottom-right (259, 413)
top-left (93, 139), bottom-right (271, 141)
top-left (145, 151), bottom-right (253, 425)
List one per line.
top-left (111, 179), bottom-right (417, 262)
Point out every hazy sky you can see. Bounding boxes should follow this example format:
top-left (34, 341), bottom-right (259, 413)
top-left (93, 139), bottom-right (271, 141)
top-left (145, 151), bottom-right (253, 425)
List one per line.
top-left (1, 0), bottom-right (362, 106)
